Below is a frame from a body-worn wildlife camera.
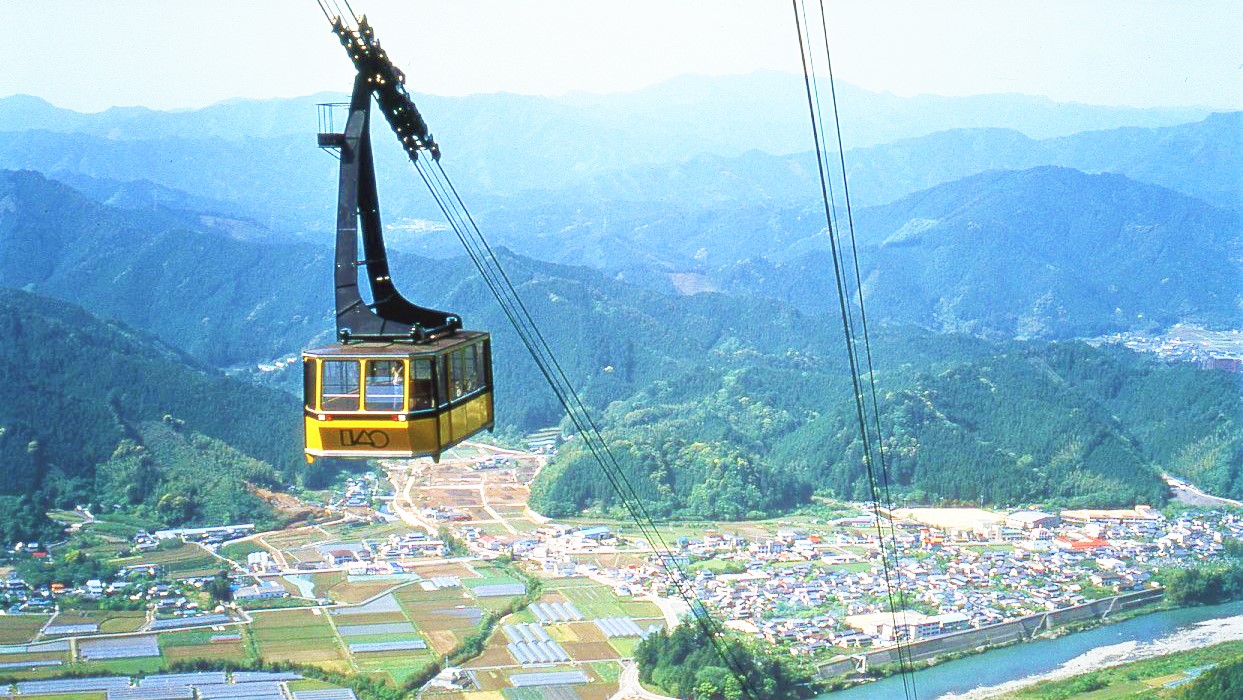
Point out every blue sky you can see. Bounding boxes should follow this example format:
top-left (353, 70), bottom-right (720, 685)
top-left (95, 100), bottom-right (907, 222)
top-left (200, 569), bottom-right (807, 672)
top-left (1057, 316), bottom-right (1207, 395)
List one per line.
top-left (3, 0), bottom-right (1239, 112)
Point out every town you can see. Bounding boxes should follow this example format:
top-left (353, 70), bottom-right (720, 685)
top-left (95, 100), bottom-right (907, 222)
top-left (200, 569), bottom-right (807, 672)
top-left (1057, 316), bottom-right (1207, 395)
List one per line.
top-left (1091, 324), bottom-right (1243, 372)
top-left (1, 440), bottom-right (1241, 698)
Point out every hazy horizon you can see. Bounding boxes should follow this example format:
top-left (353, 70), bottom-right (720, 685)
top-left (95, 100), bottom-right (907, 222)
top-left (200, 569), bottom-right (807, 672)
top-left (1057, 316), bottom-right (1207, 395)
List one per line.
top-left (0, 68), bottom-right (1232, 116)
top-left (3, 1), bottom-right (1239, 113)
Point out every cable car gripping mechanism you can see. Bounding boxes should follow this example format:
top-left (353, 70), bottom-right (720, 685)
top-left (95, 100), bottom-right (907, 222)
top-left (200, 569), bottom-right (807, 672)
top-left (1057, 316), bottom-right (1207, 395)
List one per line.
top-left (317, 10), bottom-right (460, 343)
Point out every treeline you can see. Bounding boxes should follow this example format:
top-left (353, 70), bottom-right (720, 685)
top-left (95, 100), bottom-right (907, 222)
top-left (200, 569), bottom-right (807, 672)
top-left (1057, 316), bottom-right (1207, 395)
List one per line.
top-left (634, 624), bottom-right (817, 700)
top-left (1164, 562), bottom-right (1243, 607)
top-left (533, 335), bottom-right (1242, 519)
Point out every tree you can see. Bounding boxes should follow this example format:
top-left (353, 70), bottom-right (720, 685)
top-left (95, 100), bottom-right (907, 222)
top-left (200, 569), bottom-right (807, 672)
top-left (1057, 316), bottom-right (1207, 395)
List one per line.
top-left (208, 569), bottom-right (233, 603)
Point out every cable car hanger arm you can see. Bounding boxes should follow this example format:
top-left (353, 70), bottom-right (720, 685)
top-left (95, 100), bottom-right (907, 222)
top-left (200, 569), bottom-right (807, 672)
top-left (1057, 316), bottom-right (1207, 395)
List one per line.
top-left (317, 13), bottom-right (456, 343)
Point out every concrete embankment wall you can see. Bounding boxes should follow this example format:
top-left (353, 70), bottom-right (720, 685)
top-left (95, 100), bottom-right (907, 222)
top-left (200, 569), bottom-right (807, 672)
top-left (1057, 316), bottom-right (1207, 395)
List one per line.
top-left (817, 588), bottom-right (1164, 679)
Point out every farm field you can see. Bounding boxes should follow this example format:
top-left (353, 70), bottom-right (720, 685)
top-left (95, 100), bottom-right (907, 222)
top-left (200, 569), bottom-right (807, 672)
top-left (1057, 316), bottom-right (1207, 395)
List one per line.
top-left (546, 579), bottom-right (662, 621)
top-left (249, 608), bottom-right (346, 670)
top-left (464, 663), bottom-right (619, 698)
top-left (112, 542), bottom-right (221, 578)
top-left (6, 442), bottom-right (668, 697)
top-left (320, 520), bottom-right (410, 541)
top-left (48, 611), bottom-right (148, 635)
top-left (158, 628), bottom-right (250, 664)
top-left (394, 584), bottom-right (486, 657)
top-left (218, 539), bottom-right (267, 562)
top-left (459, 577), bottom-right (657, 696)
top-left (0, 614), bottom-right (50, 644)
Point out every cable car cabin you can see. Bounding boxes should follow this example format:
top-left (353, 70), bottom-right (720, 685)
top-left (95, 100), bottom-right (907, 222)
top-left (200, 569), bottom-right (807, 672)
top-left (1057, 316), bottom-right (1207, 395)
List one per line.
top-left (302, 333), bottom-right (493, 463)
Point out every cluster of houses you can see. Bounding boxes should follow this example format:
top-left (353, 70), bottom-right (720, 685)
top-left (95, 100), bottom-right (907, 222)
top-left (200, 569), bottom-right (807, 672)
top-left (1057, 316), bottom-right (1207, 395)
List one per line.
top-left (148, 524), bottom-right (256, 545)
top-left (1097, 327), bottom-right (1243, 371)
top-left (469, 456), bottom-right (517, 471)
top-left (2, 565), bottom-right (212, 616)
top-left (246, 532), bottom-right (451, 576)
top-left (503, 507), bottom-right (1240, 655)
top-left (715, 508), bottom-right (1236, 652)
top-left (332, 475), bottom-right (380, 510)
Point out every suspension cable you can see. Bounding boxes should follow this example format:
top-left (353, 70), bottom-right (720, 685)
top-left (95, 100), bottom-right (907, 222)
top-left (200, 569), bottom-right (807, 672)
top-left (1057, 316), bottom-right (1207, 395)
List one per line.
top-left (792, 1), bottom-right (917, 696)
top-left (410, 156), bottom-right (767, 700)
top-left (811, 3), bottom-right (920, 694)
top-left (795, 1), bottom-right (918, 686)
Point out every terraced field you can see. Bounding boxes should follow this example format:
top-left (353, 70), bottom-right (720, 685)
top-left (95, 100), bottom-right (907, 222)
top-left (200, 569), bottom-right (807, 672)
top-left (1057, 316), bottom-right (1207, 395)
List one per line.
top-left (111, 542), bottom-right (221, 578)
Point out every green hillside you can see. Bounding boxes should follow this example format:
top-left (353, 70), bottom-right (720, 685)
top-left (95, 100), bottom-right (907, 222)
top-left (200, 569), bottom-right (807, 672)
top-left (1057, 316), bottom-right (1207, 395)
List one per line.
top-left (0, 288), bottom-right (304, 542)
top-left (3, 171), bottom-right (1239, 523)
top-left (533, 337), bottom-right (1243, 518)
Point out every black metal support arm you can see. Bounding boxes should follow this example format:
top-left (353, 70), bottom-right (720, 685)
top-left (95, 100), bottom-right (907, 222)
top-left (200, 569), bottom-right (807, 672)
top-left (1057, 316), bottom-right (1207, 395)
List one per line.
top-left (321, 71), bottom-right (460, 343)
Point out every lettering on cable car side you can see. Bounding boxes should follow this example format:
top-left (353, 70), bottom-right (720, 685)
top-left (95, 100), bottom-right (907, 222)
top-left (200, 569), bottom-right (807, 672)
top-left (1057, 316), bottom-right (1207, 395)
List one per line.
top-left (337, 428), bottom-right (391, 449)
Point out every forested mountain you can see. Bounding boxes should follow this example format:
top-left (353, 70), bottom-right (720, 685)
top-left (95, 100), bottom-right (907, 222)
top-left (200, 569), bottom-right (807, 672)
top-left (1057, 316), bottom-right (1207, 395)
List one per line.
top-left (480, 167), bottom-right (1239, 339)
top-left (710, 167), bottom-right (1241, 338)
top-left (0, 289), bottom-right (304, 542)
top-left (533, 337), bottom-right (1243, 518)
top-left (2, 165), bottom-right (1238, 523)
top-left (850, 167), bottom-right (1240, 337)
top-left (0, 170), bottom-right (331, 365)
top-left (0, 169), bottom-right (833, 429)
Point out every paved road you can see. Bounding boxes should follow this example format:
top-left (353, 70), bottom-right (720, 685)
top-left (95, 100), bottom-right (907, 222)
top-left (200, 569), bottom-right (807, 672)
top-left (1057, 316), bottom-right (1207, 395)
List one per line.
top-left (1164, 474), bottom-right (1243, 509)
top-left (610, 661), bottom-right (679, 700)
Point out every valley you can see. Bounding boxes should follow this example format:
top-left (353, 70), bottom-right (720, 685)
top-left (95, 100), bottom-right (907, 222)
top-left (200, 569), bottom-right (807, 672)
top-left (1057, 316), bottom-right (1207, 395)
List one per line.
top-left (0, 15), bottom-right (1240, 697)
top-left (3, 439), bottom-right (1241, 699)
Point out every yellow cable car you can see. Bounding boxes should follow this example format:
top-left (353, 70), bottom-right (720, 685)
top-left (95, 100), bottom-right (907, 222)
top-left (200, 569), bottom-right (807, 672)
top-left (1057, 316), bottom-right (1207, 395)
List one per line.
top-left (305, 28), bottom-right (493, 463)
top-left (303, 334), bottom-right (493, 461)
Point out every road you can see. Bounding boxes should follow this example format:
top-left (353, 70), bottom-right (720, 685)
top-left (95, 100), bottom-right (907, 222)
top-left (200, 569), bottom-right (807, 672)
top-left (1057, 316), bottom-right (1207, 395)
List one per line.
top-left (579, 567), bottom-right (687, 630)
top-left (609, 661), bottom-right (679, 700)
top-left (1164, 474), bottom-right (1243, 509)
top-left (390, 468), bottom-right (441, 536)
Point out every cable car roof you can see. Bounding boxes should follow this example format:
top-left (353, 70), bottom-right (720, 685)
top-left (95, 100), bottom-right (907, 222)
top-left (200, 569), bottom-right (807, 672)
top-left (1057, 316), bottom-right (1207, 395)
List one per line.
top-left (304, 331), bottom-right (489, 358)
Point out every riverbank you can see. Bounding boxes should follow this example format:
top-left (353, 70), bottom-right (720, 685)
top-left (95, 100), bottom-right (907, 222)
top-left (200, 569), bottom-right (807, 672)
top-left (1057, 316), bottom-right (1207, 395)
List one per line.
top-left (815, 599), bottom-right (1243, 699)
top-left (993, 638), bottom-right (1243, 699)
top-left (816, 588), bottom-right (1164, 682)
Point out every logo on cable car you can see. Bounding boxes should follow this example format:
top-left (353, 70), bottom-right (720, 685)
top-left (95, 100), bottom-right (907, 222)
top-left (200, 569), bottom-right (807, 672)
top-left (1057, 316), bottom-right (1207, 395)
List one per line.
top-left (338, 429), bottom-right (391, 448)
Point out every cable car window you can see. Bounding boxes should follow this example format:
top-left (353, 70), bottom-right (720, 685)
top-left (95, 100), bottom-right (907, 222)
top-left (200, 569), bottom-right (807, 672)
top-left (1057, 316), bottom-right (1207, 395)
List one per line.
top-left (449, 348), bottom-right (466, 399)
top-left (462, 344), bottom-right (480, 394)
top-left (410, 359), bottom-right (434, 410)
top-left (437, 356), bottom-right (449, 406)
top-left (303, 359), bottom-right (317, 409)
top-left (364, 360), bottom-right (404, 411)
top-left (321, 360), bottom-right (361, 411)
top-left (479, 340), bottom-right (491, 388)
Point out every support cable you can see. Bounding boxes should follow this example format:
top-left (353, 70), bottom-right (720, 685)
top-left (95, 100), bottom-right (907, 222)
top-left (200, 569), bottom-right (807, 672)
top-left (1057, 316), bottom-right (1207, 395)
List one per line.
top-left (810, 2), bottom-right (920, 694)
top-left (792, 1), bottom-right (917, 696)
top-left (794, 1), bottom-right (918, 686)
top-left (410, 157), bottom-right (766, 700)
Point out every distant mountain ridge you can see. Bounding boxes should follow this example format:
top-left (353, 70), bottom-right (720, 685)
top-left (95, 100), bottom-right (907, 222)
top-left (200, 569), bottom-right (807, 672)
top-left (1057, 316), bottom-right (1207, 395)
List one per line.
top-left (498, 110), bottom-right (1240, 214)
top-left (0, 74), bottom-right (1221, 235)
top-left (0, 73), bottom-right (1209, 147)
top-left (715, 167), bottom-right (1241, 337)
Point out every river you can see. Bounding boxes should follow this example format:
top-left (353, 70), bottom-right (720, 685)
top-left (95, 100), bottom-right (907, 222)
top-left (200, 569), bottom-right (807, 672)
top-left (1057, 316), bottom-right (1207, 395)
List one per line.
top-left (817, 600), bottom-right (1243, 699)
